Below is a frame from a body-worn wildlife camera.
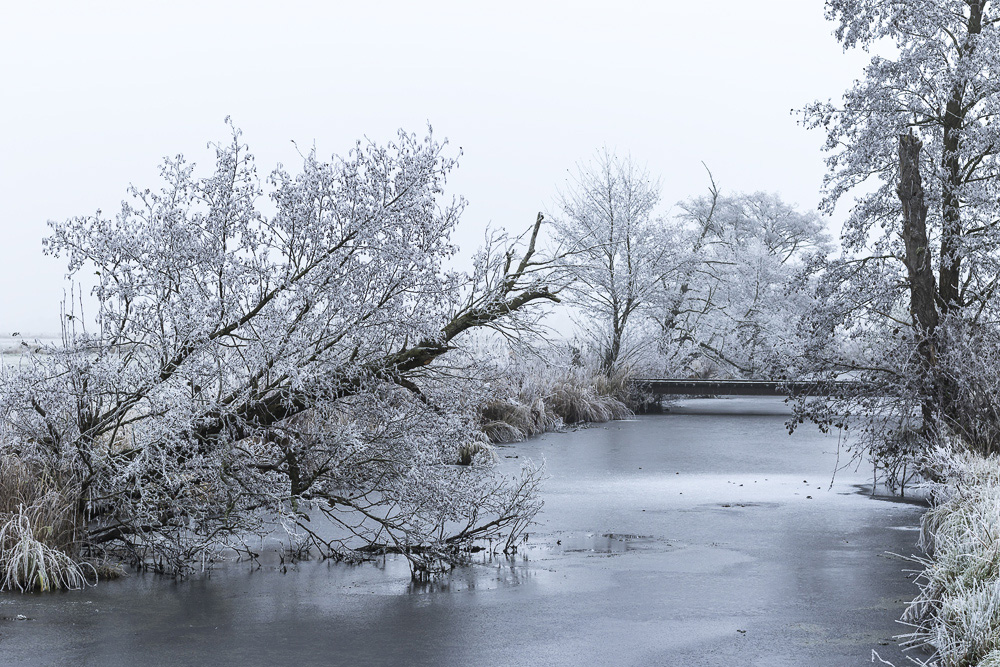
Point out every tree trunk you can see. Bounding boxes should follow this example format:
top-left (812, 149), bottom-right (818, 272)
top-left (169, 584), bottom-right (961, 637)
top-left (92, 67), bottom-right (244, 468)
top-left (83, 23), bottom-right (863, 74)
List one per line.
top-left (602, 323), bottom-right (622, 375)
top-left (897, 133), bottom-right (940, 429)
top-left (939, 90), bottom-right (964, 312)
top-left (938, 0), bottom-right (981, 312)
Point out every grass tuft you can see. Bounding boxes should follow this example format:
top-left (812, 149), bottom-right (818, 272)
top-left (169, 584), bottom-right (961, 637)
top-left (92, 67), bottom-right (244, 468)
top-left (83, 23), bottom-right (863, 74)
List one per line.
top-left (0, 502), bottom-right (93, 592)
top-left (0, 456), bottom-right (91, 592)
top-left (456, 438), bottom-right (498, 466)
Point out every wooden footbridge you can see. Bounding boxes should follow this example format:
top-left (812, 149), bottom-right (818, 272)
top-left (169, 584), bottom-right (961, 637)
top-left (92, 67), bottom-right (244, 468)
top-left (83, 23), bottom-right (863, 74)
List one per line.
top-left (635, 379), bottom-right (877, 397)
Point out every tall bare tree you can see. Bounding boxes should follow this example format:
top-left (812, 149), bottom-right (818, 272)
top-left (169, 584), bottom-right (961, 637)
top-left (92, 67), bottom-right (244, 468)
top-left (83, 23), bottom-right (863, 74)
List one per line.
top-left (554, 149), bottom-right (678, 373)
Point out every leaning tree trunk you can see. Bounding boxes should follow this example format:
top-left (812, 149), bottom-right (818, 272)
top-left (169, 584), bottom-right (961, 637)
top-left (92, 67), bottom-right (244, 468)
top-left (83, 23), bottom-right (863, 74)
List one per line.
top-left (896, 133), bottom-right (940, 432)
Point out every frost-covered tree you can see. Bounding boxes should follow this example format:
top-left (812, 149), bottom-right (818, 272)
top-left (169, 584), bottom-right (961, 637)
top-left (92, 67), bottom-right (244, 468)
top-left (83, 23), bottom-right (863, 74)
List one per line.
top-left (658, 179), bottom-right (830, 378)
top-left (554, 150), bottom-right (680, 373)
top-left (799, 0), bottom-right (1000, 458)
top-left (0, 125), bottom-right (556, 576)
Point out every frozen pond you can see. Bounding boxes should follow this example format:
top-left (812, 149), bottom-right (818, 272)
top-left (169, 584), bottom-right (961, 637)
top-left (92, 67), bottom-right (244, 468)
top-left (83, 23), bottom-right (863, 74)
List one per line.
top-left (0, 398), bottom-right (925, 666)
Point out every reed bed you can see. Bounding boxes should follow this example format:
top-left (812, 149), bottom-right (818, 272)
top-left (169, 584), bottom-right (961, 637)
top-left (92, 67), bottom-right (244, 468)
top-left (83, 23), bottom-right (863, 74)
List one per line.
top-left (480, 367), bottom-right (633, 444)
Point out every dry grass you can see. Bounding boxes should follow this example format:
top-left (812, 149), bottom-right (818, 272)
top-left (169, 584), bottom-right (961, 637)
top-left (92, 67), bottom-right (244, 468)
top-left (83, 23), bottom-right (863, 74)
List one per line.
top-left (481, 396), bottom-right (561, 443)
top-left (480, 367), bottom-right (632, 444)
top-left (1, 502), bottom-right (93, 592)
top-left (546, 378), bottom-right (632, 424)
top-left (0, 456), bottom-right (91, 592)
top-left (456, 438), bottom-right (498, 466)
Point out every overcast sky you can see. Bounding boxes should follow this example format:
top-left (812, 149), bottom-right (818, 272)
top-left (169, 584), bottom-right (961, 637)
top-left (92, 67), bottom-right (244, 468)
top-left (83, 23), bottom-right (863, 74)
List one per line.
top-left (0, 0), bottom-right (870, 335)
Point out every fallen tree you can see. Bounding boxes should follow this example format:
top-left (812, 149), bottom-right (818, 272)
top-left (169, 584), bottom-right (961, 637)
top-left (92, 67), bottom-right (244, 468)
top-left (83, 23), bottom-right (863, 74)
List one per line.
top-left (0, 125), bottom-right (558, 582)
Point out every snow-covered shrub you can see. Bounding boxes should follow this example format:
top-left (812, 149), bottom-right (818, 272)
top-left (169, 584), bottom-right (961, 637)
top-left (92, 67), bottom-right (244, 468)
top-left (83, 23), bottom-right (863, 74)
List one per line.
top-left (931, 323), bottom-right (1000, 458)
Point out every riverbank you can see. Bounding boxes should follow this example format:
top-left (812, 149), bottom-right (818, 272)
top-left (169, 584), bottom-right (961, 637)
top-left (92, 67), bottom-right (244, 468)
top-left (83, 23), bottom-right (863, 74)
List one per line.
top-left (0, 398), bottom-right (924, 666)
top-left (882, 447), bottom-right (1000, 666)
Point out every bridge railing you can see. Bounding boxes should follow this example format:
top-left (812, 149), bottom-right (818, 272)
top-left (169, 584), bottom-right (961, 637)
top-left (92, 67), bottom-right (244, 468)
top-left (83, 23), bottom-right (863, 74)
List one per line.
top-left (633, 379), bottom-right (879, 397)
